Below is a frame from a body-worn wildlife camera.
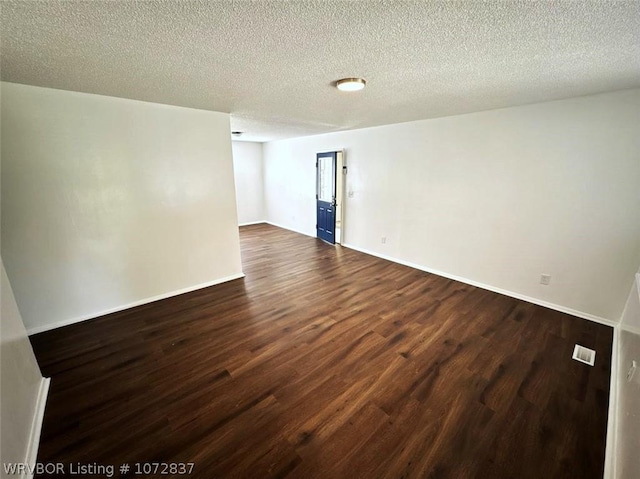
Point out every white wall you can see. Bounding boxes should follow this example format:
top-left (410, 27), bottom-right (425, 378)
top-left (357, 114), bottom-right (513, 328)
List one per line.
top-left (620, 274), bottom-right (640, 335)
top-left (616, 272), bottom-right (640, 478)
top-left (232, 142), bottom-right (264, 225)
top-left (1, 258), bottom-right (48, 470)
top-left (263, 89), bottom-right (640, 321)
top-left (1, 83), bottom-right (243, 333)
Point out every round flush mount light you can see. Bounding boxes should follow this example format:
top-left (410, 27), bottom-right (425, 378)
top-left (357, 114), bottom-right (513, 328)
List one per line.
top-left (336, 77), bottom-right (366, 92)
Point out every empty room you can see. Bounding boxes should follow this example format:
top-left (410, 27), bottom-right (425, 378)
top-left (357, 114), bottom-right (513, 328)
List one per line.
top-left (1, 1), bottom-right (640, 478)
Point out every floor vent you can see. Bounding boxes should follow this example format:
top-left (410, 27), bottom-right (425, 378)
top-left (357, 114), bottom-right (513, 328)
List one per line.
top-left (572, 344), bottom-right (596, 366)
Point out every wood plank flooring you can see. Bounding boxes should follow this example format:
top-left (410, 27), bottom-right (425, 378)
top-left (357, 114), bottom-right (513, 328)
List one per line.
top-left (30, 223), bottom-right (613, 478)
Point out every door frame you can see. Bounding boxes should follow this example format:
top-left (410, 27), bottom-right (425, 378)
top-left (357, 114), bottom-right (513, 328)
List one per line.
top-left (335, 150), bottom-right (346, 244)
top-left (315, 150), bottom-right (346, 245)
top-left (316, 151), bottom-right (337, 244)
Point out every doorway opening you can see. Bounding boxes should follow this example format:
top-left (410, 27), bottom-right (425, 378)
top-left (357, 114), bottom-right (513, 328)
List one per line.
top-left (316, 150), bottom-right (345, 244)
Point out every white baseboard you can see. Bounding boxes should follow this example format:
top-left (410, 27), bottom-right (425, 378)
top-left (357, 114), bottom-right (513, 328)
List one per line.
top-left (341, 242), bottom-right (616, 328)
top-left (23, 377), bottom-right (51, 479)
top-left (238, 221), bottom-right (266, 226)
top-left (265, 221), bottom-right (315, 238)
top-left (27, 273), bottom-right (245, 335)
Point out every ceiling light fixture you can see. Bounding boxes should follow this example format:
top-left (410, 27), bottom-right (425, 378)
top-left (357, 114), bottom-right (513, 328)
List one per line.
top-left (336, 77), bottom-right (366, 92)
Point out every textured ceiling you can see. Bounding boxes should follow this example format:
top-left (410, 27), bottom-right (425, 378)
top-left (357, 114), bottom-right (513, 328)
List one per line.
top-left (2, 1), bottom-right (640, 142)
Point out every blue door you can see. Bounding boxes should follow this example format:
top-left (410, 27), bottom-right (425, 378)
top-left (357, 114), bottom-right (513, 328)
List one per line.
top-left (316, 152), bottom-right (337, 244)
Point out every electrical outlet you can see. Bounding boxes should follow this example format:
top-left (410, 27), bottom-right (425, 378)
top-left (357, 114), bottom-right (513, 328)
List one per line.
top-left (540, 274), bottom-right (551, 285)
top-left (628, 360), bottom-right (637, 382)
top-left (381, 237), bottom-right (387, 244)
top-left (348, 190), bottom-right (354, 198)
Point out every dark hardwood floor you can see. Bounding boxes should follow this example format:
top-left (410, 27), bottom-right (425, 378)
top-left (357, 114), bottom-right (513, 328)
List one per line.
top-left (31, 223), bottom-right (613, 478)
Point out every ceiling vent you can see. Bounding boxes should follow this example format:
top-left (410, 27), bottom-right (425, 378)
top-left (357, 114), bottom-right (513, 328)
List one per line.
top-left (572, 344), bottom-right (596, 366)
